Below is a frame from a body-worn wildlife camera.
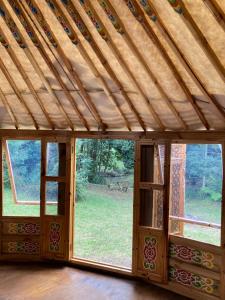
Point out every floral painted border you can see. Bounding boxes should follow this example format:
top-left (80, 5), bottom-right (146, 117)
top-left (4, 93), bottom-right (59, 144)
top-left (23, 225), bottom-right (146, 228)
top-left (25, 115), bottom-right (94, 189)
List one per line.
top-left (49, 222), bottom-right (61, 252)
top-left (5, 239), bottom-right (40, 255)
top-left (169, 243), bottom-right (216, 270)
top-left (143, 236), bottom-right (157, 271)
top-left (169, 266), bottom-right (219, 295)
top-left (7, 223), bottom-right (40, 235)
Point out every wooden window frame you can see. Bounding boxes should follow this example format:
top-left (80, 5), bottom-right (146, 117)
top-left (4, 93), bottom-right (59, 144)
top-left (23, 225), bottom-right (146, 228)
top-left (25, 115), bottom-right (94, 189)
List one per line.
top-left (169, 141), bottom-right (224, 249)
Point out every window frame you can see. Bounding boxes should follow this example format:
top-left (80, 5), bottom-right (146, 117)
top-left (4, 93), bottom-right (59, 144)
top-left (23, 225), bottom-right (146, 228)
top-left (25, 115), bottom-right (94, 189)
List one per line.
top-left (169, 141), bottom-right (224, 249)
top-left (1, 137), bottom-right (42, 217)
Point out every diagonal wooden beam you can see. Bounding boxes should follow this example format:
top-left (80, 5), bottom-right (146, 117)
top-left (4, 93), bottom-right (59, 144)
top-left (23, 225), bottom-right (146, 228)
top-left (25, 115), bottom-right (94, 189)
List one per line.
top-left (124, 0), bottom-right (209, 130)
top-left (98, 0), bottom-right (187, 130)
top-left (54, 0), bottom-right (146, 131)
top-left (137, 0), bottom-right (225, 124)
top-left (41, 0), bottom-right (131, 131)
top-left (202, 0), bottom-right (225, 33)
top-left (0, 27), bottom-right (55, 129)
top-left (77, 0), bottom-right (165, 130)
top-left (18, 0), bottom-right (104, 131)
top-left (6, 0), bottom-right (92, 130)
top-left (0, 54), bottom-right (39, 129)
top-left (2, 140), bottom-right (17, 204)
top-left (0, 86), bottom-right (18, 129)
top-left (0, 0), bottom-right (74, 130)
top-left (167, 0), bottom-right (225, 84)
top-left (19, 1), bottom-right (95, 130)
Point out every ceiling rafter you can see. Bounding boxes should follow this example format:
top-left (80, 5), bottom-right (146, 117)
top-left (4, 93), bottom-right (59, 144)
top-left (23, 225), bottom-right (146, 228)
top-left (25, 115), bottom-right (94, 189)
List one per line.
top-left (56, 0), bottom-right (146, 131)
top-left (202, 0), bottom-right (225, 33)
top-left (124, 0), bottom-right (209, 130)
top-left (0, 52), bottom-right (39, 129)
top-left (19, 0), bottom-right (106, 131)
top-left (98, 0), bottom-right (187, 130)
top-left (0, 26), bottom-right (55, 129)
top-left (43, 0), bottom-right (131, 131)
top-left (0, 0), bottom-right (74, 130)
top-left (137, 0), bottom-right (225, 125)
top-left (0, 85), bottom-right (18, 129)
top-left (167, 0), bottom-right (225, 84)
top-left (77, 0), bottom-right (165, 130)
top-left (20, 1), bottom-right (97, 131)
top-left (7, 0), bottom-right (93, 130)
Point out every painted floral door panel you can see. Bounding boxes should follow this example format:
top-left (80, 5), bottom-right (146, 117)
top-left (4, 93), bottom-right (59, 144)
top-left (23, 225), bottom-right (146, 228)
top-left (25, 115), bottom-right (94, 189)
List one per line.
top-left (134, 142), bottom-right (170, 283)
top-left (42, 217), bottom-right (65, 258)
top-left (137, 228), bottom-right (166, 282)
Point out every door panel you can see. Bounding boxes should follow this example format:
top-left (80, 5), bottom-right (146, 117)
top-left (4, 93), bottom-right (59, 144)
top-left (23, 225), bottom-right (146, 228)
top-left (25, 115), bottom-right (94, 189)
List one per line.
top-left (133, 141), bottom-right (170, 283)
top-left (137, 227), bottom-right (166, 282)
top-left (41, 137), bottom-right (74, 261)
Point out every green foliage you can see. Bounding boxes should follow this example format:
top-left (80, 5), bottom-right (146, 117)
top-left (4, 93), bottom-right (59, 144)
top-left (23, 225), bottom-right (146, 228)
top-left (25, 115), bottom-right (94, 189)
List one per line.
top-left (186, 144), bottom-right (222, 202)
top-left (75, 139), bottom-right (134, 201)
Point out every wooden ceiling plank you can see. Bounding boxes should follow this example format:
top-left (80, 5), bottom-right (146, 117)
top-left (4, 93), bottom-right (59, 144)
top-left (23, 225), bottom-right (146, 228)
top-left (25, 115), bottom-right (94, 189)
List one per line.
top-left (21, 0), bottom-right (104, 131)
top-left (78, 0), bottom-right (165, 130)
top-left (0, 0), bottom-right (74, 130)
top-left (7, 0), bottom-right (88, 130)
top-left (202, 0), bottom-right (225, 33)
top-left (57, 0), bottom-right (146, 131)
top-left (167, 0), bottom-right (225, 84)
top-left (46, 0), bottom-right (131, 131)
top-left (138, 0), bottom-right (225, 124)
top-left (125, 0), bottom-right (209, 130)
top-left (98, 0), bottom-right (187, 130)
top-left (0, 27), bottom-right (55, 129)
top-left (0, 54), bottom-right (39, 129)
top-left (0, 86), bottom-right (18, 129)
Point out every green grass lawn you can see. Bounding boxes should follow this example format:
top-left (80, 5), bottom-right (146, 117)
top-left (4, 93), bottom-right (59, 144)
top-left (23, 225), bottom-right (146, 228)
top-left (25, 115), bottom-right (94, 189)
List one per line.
top-left (182, 198), bottom-right (221, 246)
top-left (3, 188), bottom-right (57, 216)
top-left (73, 184), bottom-right (133, 268)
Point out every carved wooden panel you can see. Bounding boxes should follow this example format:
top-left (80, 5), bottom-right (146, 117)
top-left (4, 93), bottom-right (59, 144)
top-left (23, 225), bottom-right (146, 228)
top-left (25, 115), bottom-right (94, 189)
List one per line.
top-left (137, 227), bottom-right (166, 282)
top-left (169, 265), bottom-right (220, 297)
top-left (42, 218), bottom-right (65, 258)
top-left (2, 222), bottom-right (40, 235)
top-left (2, 238), bottom-right (40, 255)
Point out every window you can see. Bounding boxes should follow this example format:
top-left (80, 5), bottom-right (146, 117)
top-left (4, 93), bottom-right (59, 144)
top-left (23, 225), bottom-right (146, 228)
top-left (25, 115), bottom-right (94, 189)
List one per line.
top-left (45, 142), bottom-right (67, 216)
top-left (2, 140), bottom-right (41, 217)
top-left (169, 144), bottom-right (223, 246)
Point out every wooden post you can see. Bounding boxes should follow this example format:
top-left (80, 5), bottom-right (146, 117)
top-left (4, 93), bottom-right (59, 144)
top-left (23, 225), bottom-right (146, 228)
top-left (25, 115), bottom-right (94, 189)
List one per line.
top-left (58, 143), bottom-right (66, 216)
top-left (221, 142), bottom-right (225, 300)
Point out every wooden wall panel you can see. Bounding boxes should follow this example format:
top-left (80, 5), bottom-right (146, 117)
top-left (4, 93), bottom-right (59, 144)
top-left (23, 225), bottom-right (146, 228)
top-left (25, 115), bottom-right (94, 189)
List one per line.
top-left (0, 218), bottom-right (41, 259)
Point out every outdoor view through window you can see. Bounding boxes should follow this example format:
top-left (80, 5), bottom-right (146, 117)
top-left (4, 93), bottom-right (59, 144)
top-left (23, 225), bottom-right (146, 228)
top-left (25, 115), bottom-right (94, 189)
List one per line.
top-left (73, 139), bottom-right (134, 269)
top-left (170, 144), bottom-right (222, 246)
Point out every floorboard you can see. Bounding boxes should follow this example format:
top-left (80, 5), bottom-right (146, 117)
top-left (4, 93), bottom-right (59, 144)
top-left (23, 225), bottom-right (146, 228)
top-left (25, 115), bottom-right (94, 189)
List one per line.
top-left (0, 263), bottom-right (189, 300)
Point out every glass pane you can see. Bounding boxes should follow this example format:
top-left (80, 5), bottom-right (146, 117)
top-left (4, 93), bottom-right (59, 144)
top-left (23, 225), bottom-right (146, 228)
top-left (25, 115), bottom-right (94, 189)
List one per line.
top-left (139, 189), bottom-right (163, 229)
top-left (169, 144), bottom-right (222, 246)
top-left (73, 139), bottom-right (134, 268)
top-left (45, 181), bottom-right (65, 216)
top-left (3, 140), bottom-right (41, 217)
top-left (46, 143), bottom-right (66, 176)
top-left (140, 144), bottom-right (165, 184)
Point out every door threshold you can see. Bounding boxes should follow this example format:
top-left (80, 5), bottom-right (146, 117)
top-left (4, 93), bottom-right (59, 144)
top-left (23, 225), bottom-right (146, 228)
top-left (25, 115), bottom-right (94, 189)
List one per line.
top-left (70, 257), bottom-right (133, 277)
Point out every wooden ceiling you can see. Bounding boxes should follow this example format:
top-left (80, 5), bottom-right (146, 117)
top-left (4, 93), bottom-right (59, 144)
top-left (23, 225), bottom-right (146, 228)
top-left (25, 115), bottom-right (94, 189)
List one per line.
top-left (0, 0), bottom-right (224, 131)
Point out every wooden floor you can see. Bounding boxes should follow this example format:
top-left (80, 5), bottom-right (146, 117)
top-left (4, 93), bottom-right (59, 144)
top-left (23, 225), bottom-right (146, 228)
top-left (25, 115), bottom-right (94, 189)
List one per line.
top-left (0, 263), bottom-right (189, 300)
